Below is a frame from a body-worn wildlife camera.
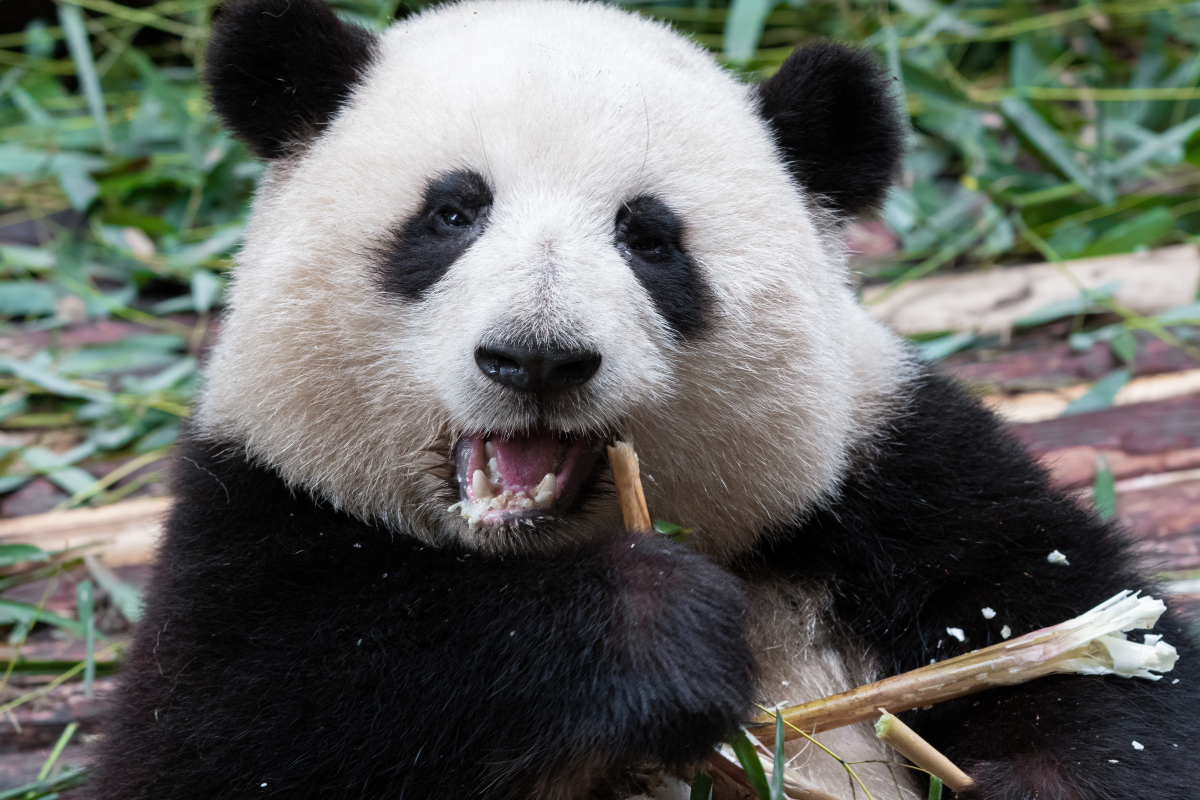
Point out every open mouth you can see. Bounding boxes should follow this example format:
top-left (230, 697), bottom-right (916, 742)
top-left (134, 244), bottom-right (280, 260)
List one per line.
top-left (449, 428), bottom-right (606, 529)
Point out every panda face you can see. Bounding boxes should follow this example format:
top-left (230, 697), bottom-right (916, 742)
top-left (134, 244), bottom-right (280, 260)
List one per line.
top-left (198, 0), bottom-right (910, 557)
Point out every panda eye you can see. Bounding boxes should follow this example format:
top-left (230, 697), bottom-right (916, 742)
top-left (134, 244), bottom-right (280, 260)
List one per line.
top-left (434, 206), bottom-right (474, 230)
top-left (624, 233), bottom-right (668, 259)
top-left (615, 196), bottom-right (681, 264)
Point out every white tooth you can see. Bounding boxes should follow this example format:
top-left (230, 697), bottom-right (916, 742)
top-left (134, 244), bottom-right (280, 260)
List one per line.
top-left (535, 473), bottom-right (555, 499)
top-left (488, 457), bottom-right (500, 479)
top-left (488, 497), bottom-right (504, 510)
top-left (485, 441), bottom-right (496, 459)
top-left (472, 470), bottom-right (491, 500)
top-left (502, 490), bottom-right (513, 500)
top-left (514, 491), bottom-right (528, 500)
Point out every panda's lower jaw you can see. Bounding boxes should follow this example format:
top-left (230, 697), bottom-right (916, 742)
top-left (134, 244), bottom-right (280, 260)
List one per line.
top-left (450, 429), bottom-right (605, 530)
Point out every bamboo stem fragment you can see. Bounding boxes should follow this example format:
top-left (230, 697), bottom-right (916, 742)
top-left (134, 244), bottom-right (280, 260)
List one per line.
top-left (0, 496), bottom-right (169, 566)
top-left (746, 590), bottom-right (1177, 742)
top-left (607, 441), bottom-right (652, 532)
top-left (874, 709), bottom-right (975, 793)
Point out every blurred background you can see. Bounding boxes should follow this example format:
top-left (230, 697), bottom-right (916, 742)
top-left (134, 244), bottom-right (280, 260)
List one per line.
top-left (0, 0), bottom-right (1198, 794)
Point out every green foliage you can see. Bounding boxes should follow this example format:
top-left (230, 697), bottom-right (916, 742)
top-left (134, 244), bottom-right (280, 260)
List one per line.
top-left (723, 712), bottom-right (786, 800)
top-left (689, 771), bottom-right (713, 800)
top-left (769, 711), bottom-right (785, 800)
top-left (1062, 366), bottom-right (1132, 415)
top-left (1093, 453), bottom-right (1117, 520)
top-left (0, 767), bottom-right (85, 800)
top-left (654, 518), bottom-right (693, 543)
top-left (729, 728), bottom-right (773, 800)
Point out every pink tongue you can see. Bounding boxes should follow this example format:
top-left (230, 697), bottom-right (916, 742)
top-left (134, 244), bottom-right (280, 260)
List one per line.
top-left (491, 430), bottom-right (560, 488)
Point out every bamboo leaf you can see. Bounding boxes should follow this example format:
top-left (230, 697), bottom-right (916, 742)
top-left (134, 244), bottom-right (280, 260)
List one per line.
top-left (1082, 207), bottom-right (1174, 257)
top-left (1110, 329), bottom-right (1138, 365)
top-left (57, 2), bottom-right (112, 152)
top-left (723, 0), bottom-right (780, 62)
top-left (0, 355), bottom-right (113, 402)
top-left (730, 729), bottom-right (772, 800)
top-left (1093, 455), bottom-right (1117, 521)
top-left (770, 711), bottom-right (785, 800)
top-left (1000, 97), bottom-right (1109, 202)
top-left (190, 269), bottom-right (224, 313)
top-left (0, 281), bottom-right (58, 317)
top-left (75, 581), bottom-right (95, 698)
top-left (915, 332), bottom-right (976, 362)
top-left (1156, 302), bottom-right (1200, 325)
top-left (1061, 368), bottom-right (1132, 417)
top-left (0, 599), bottom-right (84, 637)
top-left (0, 545), bottom-right (49, 567)
top-left (1016, 281), bottom-right (1120, 328)
top-left (1119, 10), bottom-right (1168, 125)
top-left (1108, 115), bottom-right (1200, 177)
top-left (85, 554), bottom-right (143, 623)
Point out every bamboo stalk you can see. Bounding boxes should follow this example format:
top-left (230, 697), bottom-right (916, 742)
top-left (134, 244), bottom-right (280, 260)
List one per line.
top-left (874, 709), bottom-right (974, 793)
top-left (0, 496), bottom-right (168, 566)
top-left (745, 590), bottom-right (1178, 741)
top-left (607, 440), bottom-right (652, 532)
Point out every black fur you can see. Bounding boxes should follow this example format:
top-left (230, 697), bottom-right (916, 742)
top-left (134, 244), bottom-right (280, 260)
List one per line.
top-left (756, 44), bottom-right (905, 217)
top-left (375, 171), bottom-right (494, 299)
top-left (615, 196), bottom-right (710, 339)
top-left (749, 372), bottom-right (1200, 799)
top-left (205, 0), bottom-right (377, 159)
top-left (88, 439), bottom-right (755, 799)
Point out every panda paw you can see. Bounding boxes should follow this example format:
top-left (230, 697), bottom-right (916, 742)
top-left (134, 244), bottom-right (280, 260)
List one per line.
top-left (591, 532), bottom-right (756, 767)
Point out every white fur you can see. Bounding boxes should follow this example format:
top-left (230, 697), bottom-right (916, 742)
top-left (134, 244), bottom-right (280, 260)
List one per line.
top-left (199, 0), bottom-right (910, 560)
top-left (746, 577), bottom-right (922, 798)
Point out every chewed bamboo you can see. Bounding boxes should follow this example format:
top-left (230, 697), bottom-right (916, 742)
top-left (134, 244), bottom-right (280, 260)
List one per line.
top-left (746, 590), bottom-right (1178, 741)
top-left (607, 441), bottom-right (653, 532)
top-left (874, 710), bottom-right (974, 793)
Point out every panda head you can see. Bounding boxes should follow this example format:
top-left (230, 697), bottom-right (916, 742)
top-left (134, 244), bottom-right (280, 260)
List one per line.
top-left (198, 0), bottom-right (910, 558)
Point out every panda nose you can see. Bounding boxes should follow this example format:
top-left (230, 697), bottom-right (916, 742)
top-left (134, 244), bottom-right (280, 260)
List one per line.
top-left (474, 343), bottom-right (602, 393)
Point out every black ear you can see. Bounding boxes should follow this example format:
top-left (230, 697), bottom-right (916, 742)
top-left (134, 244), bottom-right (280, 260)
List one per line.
top-left (756, 44), bottom-right (905, 218)
top-left (205, 0), bottom-right (378, 159)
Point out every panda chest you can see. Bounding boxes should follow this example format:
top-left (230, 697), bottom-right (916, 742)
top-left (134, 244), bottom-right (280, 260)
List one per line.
top-left (743, 578), bottom-right (923, 800)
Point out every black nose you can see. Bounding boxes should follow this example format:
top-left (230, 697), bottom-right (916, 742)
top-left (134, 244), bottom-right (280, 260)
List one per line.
top-left (475, 343), bottom-right (602, 393)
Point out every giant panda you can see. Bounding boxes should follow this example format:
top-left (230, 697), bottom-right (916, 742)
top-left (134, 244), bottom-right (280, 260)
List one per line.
top-left (90, 1), bottom-right (1199, 798)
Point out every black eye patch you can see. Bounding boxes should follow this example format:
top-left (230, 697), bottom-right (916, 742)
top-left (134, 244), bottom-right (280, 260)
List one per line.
top-left (375, 170), bottom-right (494, 299)
top-left (615, 196), bottom-right (710, 339)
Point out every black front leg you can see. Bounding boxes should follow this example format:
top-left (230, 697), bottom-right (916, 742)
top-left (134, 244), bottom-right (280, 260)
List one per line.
top-left (89, 439), bottom-right (756, 800)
